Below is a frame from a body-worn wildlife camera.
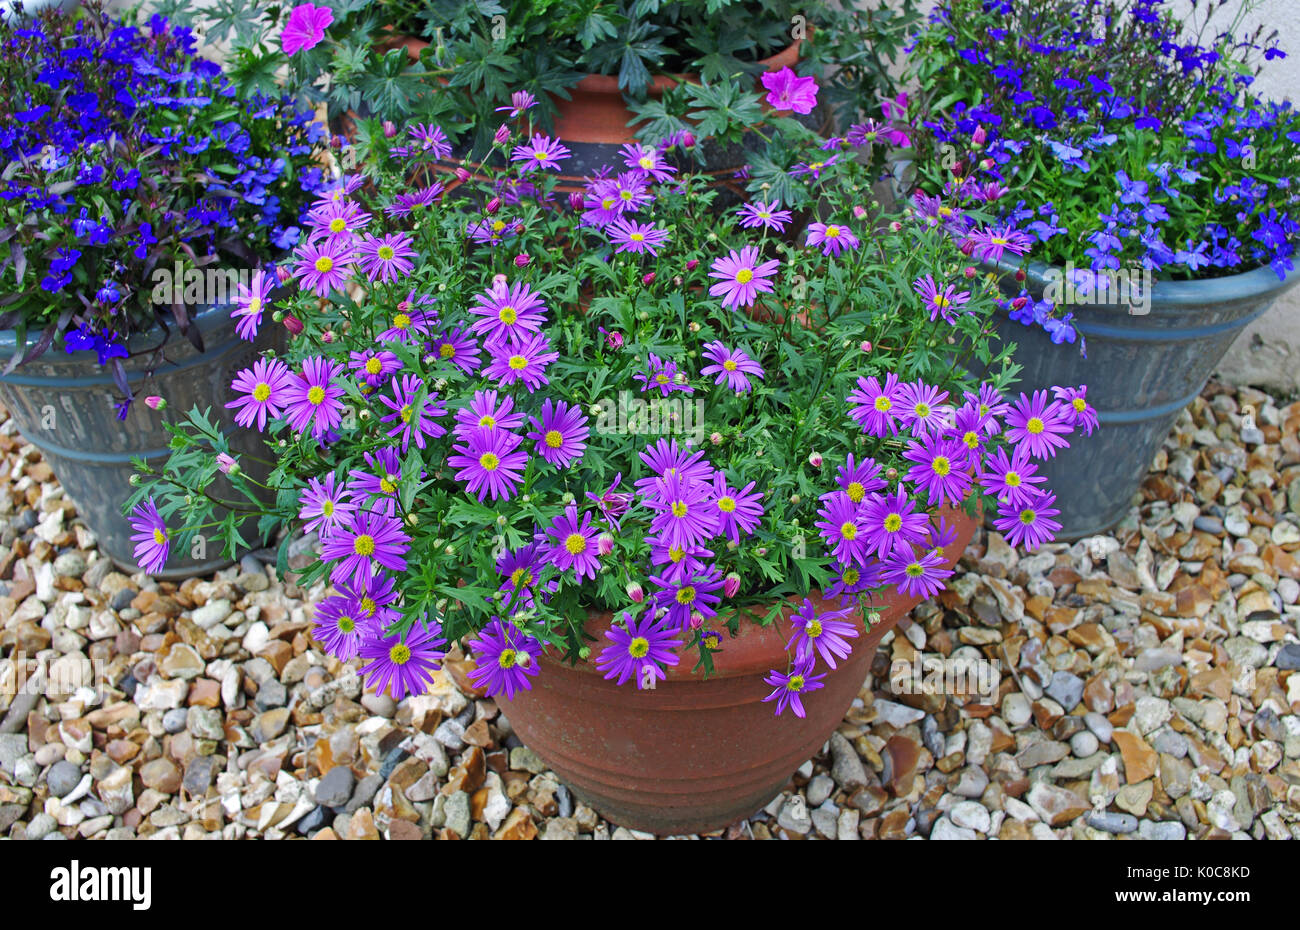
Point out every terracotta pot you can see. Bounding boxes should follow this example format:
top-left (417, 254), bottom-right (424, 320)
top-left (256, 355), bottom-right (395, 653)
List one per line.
top-left (502, 504), bottom-right (980, 835)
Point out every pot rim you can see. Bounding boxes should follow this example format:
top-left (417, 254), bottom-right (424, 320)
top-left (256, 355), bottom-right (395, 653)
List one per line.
top-left (982, 254), bottom-right (1300, 312)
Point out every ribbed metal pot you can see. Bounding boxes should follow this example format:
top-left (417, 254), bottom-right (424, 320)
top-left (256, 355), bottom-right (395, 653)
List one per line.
top-left (986, 260), bottom-right (1299, 539)
top-left (0, 304), bottom-right (280, 579)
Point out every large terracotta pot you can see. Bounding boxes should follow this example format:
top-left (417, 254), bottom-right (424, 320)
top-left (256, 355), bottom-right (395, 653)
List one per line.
top-left (502, 504), bottom-right (980, 835)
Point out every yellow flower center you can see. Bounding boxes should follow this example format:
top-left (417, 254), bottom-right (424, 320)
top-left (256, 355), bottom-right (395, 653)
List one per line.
top-left (393, 313), bottom-right (411, 329)
top-left (735, 268), bottom-right (754, 284)
top-left (508, 355), bottom-right (528, 371)
top-left (480, 452), bottom-right (500, 471)
top-left (842, 568), bottom-right (860, 585)
top-left (914, 402), bottom-right (931, 418)
top-left (630, 232), bottom-right (645, 242)
top-left (338, 616), bottom-right (355, 633)
top-left (153, 528), bottom-right (166, 545)
top-left (931, 456), bottom-right (951, 477)
top-left (905, 562), bottom-right (924, 578)
top-left (639, 155), bottom-right (655, 169)
top-left (723, 359), bottom-right (738, 371)
top-left (874, 396), bottom-right (891, 412)
top-left (847, 481), bottom-right (865, 503)
top-left (253, 382), bottom-right (271, 402)
top-left (307, 385), bottom-right (326, 406)
top-left (884, 513), bottom-right (903, 532)
top-left (498, 306), bottom-right (518, 325)
top-left (1027, 417), bottom-right (1044, 434)
top-left (544, 430), bottom-right (563, 449)
top-left (329, 218), bottom-right (346, 233)
top-left (676, 586), bottom-right (696, 605)
top-left (314, 256), bottom-right (333, 273)
top-left (1072, 397), bottom-right (1087, 412)
top-left (1005, 471), bottom-right (1021, 487)
top-left (322, 500), bottom-right (335, 517)
top-left (360, 597), bottom-right (376, 616)
top-left (840, 521), bottom-right (857, 540)
top-left (786, 675), bottom-right (805, 692)
top-left (1019, 508), bottom-right (1037, 525)
top-left (440, 344), bottom-right (456, 359)
top-left (629, 636), bottom-right (650, 657)
top-left (564, 533), bottom-right (587, 555)
top-left (668, 546), bottom-right (686, 563)
top-left (499, 648), bottom-right (518, 669)
top-left (353, 534), bottom-right (375, 556)
top-left (825, 225), bottom-right (841, 238)
top-left (806, 619), bottom-right (823, 638)
top-left (510, 568), bottom-right (533, 588)
top-left (248, 297), bottom-right (262, 313)
top-left (670, 501), bottom-right (688, 518)
top-left (389, 643), bottom-right (411, 664)
top-left (379, 478), bottom-right (396, 494)
top-left (400, 404), bottom-right (413, 423)
top-left (377, 245), bottom-right (395, 260)
top-left (365, 358), bottom-right (382, 375)
top-left (717, 496), bottom-right (736, 513)
top-left (963, 431), bottom-right (980, 449)
top-left (479, 415), bottom-right (496, 428)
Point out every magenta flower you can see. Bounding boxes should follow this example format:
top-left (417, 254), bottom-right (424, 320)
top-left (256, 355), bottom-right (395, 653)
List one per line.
top-left (377, 374), bottom-right (447, 451)
top-left (311, 594), bottom-right (369, 662)
top-left (468, 278), bottom-right (548, 342)
top-left (860, 486), bottom-right (931, 560)
top-left (1053, 385), bottom-right (1100, 436)
top-left (903, 434), bottom-right (973, 508)
top-left (965, 383), bottom-right (1012, 435)
top-left (646, 473), bottom-right (720, 550)
top-left (607, 218), bottom-right (671, 256)
top-left (227, 358), bottom-right (294, 431)
top-left (298, 472), bottom-right (356, 537)
top-left (447, 427), bottom-right (528, 502)
top-left (881, 547), bottom-right (954, 600)
top-left (453, 389), bottom-right (525, 440)
top-left (762, 658), bottom-right (826, 718)
top-left (482, 331), bottom-right (558, 392)
top-left (994, 491), bottom-right (1062, 551)
top-left (846, 372), bottom-right (903, 437)
top-left (377, 298), bottom-right (437, 342)
top-left (816, 492), bottom-right (871, 568)
top-left (761, 66), bottom-right (819, 114)
top-left (737, 200), bottom-right (792, 232)
top-left (700, 341), bottom-right (764, 393)
top-left (542, 503), bottom-right (603, 581)
top-left (527, 398), bottom-right (589, 469)
top-left (511, 134), bottom-right (571, 172)
top-left (356, 233), bottom-right (415, 284)
top-left (284, 357), bottom-right (346, 440)
top-left (349, 349), bottom-right (402, 388)
top-left (307, 200), bottom-right (370, 244)
top-left (232, 269), bottom-right (273, 341)
top-left (358, 620), bottom-right (447, 701)
top-left (708, 245), bottom-right (780, 310)
top-left (896, 380), bottom-right (953, 436)
top-left (428, 326), bottom-right (481, 374)
top-left (620, 143), bottom-right (676, 182)
top-left (129, 498), bottom-right (170, 575)
top-left (386, 184), bottom-right (445, 218)
top-left (281, 2), bottom-right (333, 56)
top-left (466, 619), bottom-right (542, 700)
top-left (637, 438), bottom-right (715, 492)
top-left (829, 453), bottom-right (886, 505)
top-left (293, 238), bottom-right (353, 297)
top-left (710, 473), bottom-right (764, 544)
top-left (649, 566), bottom-right (724, 630)
top-left (806, 221), bottom-right (860, 257)
top-left (978, 445), bottom-right (1047, 508)
top-left (787, 599), bottom-right (859, 670)
top-left (596, 612), bottom-right (681, 689)
top-left (913, 274), bottom-right (970, 324)
top-left (321, 509), bottom-right (410, 588)
top-left (1005, 390), bottom-right (1073, 459)
top-left (633, 353), bottom-right (693, 396)
top-left (963, 225), bottom-right (1033, 263)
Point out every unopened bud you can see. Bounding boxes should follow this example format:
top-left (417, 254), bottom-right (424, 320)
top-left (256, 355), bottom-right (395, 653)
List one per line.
top-left (216, 453), bottom-right (238, 475)
top-left (275, 264), bottom-right (292, 284)
top-left (578, 646), bottom-right (591, 660)
top-left (808, 451), bottom-right (823, 467)
top-left (1014, 268), bottom-right (1027, 282)
top-left (972, 125), bottom-right (987, 147)
top-left (723, 572), bottom-right (741, 598)
top-left (626, 581), bottom-right (645, 603)
top-left (853, 204), bottom-right (868, 219)
top-left (283, 314), bottom-right (304, 335)
top-left (144, 395), bottom-right (165, 411)
top-left (963, 265), bottom-right (977, 279)
top-left (860, 340), bottom-right (872, 353)
top-left (642, 272), bottom-right (656, 286)
top-left (485, 197), bottom-right (501, 214)
top-left (321, 330), bottom-right (335, 343)
top-left (597, 533), bottom-right (615, 556)
top-left (709, 431), bottom-right (722, 445)
top-left (569, 192), bottom-right (584, 211)
top-left (685, 259), bottom-right (699, 271)
top-left (494, 124), bottom-right (510, 145)
top-left (889, 221), bottom-right (902, 232)
top-left (515, 253), bottom-right (531, 267)
top-left (455, 167), bottom-right (472, 183)
top-left (382, 120), bottom-right (397, 138)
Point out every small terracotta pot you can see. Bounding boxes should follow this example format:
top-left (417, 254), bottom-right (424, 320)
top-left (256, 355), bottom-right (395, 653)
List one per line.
top-left (502, 504), bottom-right (980, 835)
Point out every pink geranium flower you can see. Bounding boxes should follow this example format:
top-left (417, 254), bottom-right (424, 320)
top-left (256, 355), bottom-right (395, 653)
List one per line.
top-left (281, 3), bottom-right (333, 56)
top-left (761, 67), bottom-right (819, 114)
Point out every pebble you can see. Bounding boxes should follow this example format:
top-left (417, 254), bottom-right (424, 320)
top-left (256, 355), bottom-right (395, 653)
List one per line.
top-left (46, 760), bottom-right (82, 798)
top-left (315, 767), bottom-right (355, 808)
top-left (1070, 731), bottom-right (1099, 758)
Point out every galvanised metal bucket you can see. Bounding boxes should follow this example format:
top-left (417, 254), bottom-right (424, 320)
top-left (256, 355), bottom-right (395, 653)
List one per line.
top-left (986, 260), bottom-right (1299, 539)
top-left (0, 304), bottom-right (280, 579)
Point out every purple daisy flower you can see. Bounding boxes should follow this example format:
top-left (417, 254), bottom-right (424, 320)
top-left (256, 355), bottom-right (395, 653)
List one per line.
top-left (896, 380), bottom-right (953, 436)
top-left (129, 498), bottom-right (170, 575)
top-left (226, 357), bottom-right (294, 432)
top-left (646, 473), bottom-right (720, 551)
top-left (787, 598), bottom-right (859, 670)
top-left (385, 183), bottom-right (445, 218)
top-left (341, 574), bottom-right (402, 629)
top-left (978, 445), bottom-right (1047, 508)
top-left (311, 594), bottom-right (369, 662)
top-left (1005, 390), bottom-right (1073, 459)
top-left (846, 373), bottom-right (903, 437)
top-left (827, 453), bottom-right (886, 505)
top-left (633, 353), bottom-right (693, 396)
top-left (447, 427), bottom-right (528, 502)
top-left (994, 491), bottom-right (1062, 551)
top-left (963, 225), bottom-right (1033, 263)
top-left (467, 216), bottom-right (519, 247)
top-left (708, 245), bottom-right (781, 310)
top-left (881, 547), bottom-right (954, 600)
top-left (358, 619), bottom-right (447, 701)
top-left (511, 134), bottom-right (571, 172)
top-left (903, 434), bottom-right (973, 508)
top-left (349, 349), bottom-right (402, 388)
top-left (453, 389), bottom-right (525, 440)
top-left (293, 238), bottom-right (353, 297)
top-left (307, 199), bottom-right (371, 243)
top-left (912, 274), bottom-right (970, 324)
top-left (948, 403), bottom-right (990, 460)
top-left (321, 509), bottom-right (410, 588)
top-left (542, 503), bottom-right (603, 581)
top-left (284, 356), bottom-right (347, 441)
top-left (611, 170), bottom-right (653, 213)
top-left (607, 218), bottom-right (671, 256)
top-left (806, 221), bottom-right (860, 257)
top-left (377, 374), bottom-right (448, 452)
top-left (736, 200), bottom-right (792, 232)
top-left (527, 398), bottom-right (589, 469)
top-left (356, 232), bottom-right (416, 284)
top-left (232, 269), bottom-right (273, 341)
top-left (649, 565), bottom-right (724, 630)
top-left (620, 143), bottom-right (676, 182)
top-left (927, 516), bottom-right (961, 560)
top-left (468, 278), bottom-right (548, 342)
top-left (482, 331), bottom-right (559, 392)
top-left (496, 544), bottom-right (547, 613)
top-left (466, 619), bottom-right (542, 700)
top-left (965, 384), bottom-right (1012, 436)
top-left (428, 326), bottom-right (481, 374)
top-left (710, 473), bottom-right (764, 543)
top-left (1053, 385), bottom-right (1100, 436)
top-left (762, 658), bottom-right (826, 718)
top-left (407, 123), bottom-right (453, 158)
top-left (298, 471), bottom-right (356, 537)
top-left (860, 486), bottom-right (931, 560)
top-left (700, 341), bottom-right (764, 393)
top-left (790, 154), bottom-right (839, 179)
top-left (377, 294), bottom-right (438, 342)
top-left (816, 492), bottom-right (871, 567)
top-left (826, 560), bottom-right (881, 601)
top-left (348, 447), bottom-right (406, 518)
top-left (646, 536), bottom-right (714, 585)
top-left (596, 612), bottom-right (681, 689)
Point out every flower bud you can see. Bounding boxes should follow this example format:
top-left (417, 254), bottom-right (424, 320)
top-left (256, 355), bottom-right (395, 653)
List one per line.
top-left (853, 204), bottom-right (868, 219)
top-left (889, 220), bottom-right (902, 232)
top-left (756, 547), bottom-right (768, 557)
top-left (321, 330), bottom-right (335, 343)
top-left (275, 264), bottom-right (292, 284)
top-left (687, 321), bottom-right (700, 333)
top-left (129, 473), bottom-right (141, 486)
top-left (569, 192), bottom-right (584, 211)
top-left (283, 314), bottom-right (303, 335)
top-left (578, 646), bottom-right (591, 660)
top-left (605, 330), bottom-right (624, 350)
top-left (408, 513), bottom-right (420, 526)
top-left (1011, 296), bottom-right (1028, 310)
top-left (642, 272), bottom-right (656, 286)
top-left (597, 533), bottom-right (615, 556)
top-left (980, 157), bottom-right (994, 170)
top-left (1014, 268), bottom-right (1027, 282)
top-left (626, 581), bottom-right (645, 603)
top-left (963, 265), bottom-right (977, 279)
top-left (972, 125), bottom-right (987, 147)
top-left (960, 239), bottom-right (976, 257)
top-left (561, 492), bottom-right (575, 505)
top-left (485, 197), bottom-right (501, 215)
top-left (681, 132), bottom-right (695, 148)
top-left (860, 340), bottom-right (873, 353)
top-left (515, 253), bottom-right (531, 267)
top-left (723, 572), bottom-right (741, 598)
top-left (382, 120), bottom-right (397, 138)
top-left (685, 259), bottom-right (699, 271)
top-left (588, 403), bottom-right (602, 416)
top-left (494, 124), bottom-right (510, 145)
top-left (710, 431), bottom-right (722, 445)
top-left (689, 610), bottom-right (704, 629)
top-left (455, 167), bottom-right (472, 183)
top-left (216, 453), bottom-right (237, 475)
top-left (790, 494), bottom-right (801, 505)
top-left (808, 451), bottom-right (823, 468)
top-left (144, 395), bottom-right (166, 411)
top-left (885, 467), bottom-right (898, 480)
